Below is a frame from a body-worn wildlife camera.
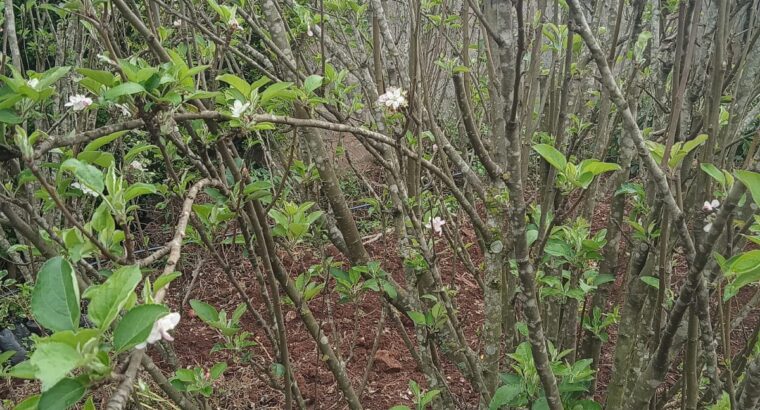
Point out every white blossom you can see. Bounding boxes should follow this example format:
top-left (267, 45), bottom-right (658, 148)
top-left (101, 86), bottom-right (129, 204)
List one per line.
top-left (173, 19), bottom-right (182, 27)
top-left (136, 312), bottom-right (181, 349)
top-left (230, 100), bottom-right (250, 118)
top-left (27, 78), bottom-right (40, 89)
top-left (703, 199), bottom-right (720, 212)
top-left (129, 160), bottom-right (145, 172)
top-left (71, 182), bottom-right (98, 197)
top-left (307, 24), bottom-right (314, 37)
top-left (432, 144), bottom-right (439, 152)
top-left (425, 216), bottom-right (446, 235)
top-left (65, 94), bottom-right (93, 111)
top-left (703, 223), bottom-right (713, 233)
top-left (377, 87), bottom-right (408, 110)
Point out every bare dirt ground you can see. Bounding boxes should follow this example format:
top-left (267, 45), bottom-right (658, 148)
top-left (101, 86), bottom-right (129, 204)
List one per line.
top-left (3, 182), bottom-right (760, 409)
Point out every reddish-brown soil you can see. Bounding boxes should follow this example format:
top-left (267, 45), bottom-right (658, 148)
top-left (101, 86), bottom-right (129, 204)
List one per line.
top-left (152, 222), bottom-right (485, 409)
top-left (3, 181), bottom-right (760, 409)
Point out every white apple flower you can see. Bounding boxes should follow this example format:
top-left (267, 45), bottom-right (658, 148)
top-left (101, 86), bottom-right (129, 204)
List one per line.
top-left (703, 223), bottom-right (713, 233)
top-left (425, 216), bottom-right (446, 235)
top-left (432, 144), bottom-right (438, 152)
top-left (230, 100), bottom-right (250, 118)
top-left (27, 78), bottom-right (40, 89)
top-left (377, 87), bottom-right (408, 110)
top-left (136, 312), bottom-right (181, 349)
top-left (703, 199), bottom-right (720, 212)
top-left (65, 94), bottom-right (93, 112)
top-left (129, 160), bottom-right (145, 172)
top-left (71, 182), bottom-right (98, 197)
top-left (173, 19), bottom-right (182, 27)
top-left (307, 24), bottom-right (314, 37)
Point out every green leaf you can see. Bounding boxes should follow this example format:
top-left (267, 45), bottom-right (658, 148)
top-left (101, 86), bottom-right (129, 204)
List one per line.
top-left (544, 240), bottom-right (573, 259)
top-left (303, 75), bottom-right (323, 93)
top-left (572, 400), bottom-right (602, 410)
top-left (724, 250), bottom-right (760, 301)
top-left (83, 265), bottom-right (142, 329)
top-left (77, 151), bottom-right (114, 168)
top-left (8, 361), bottom-right (37, 379)
top-left (153, 272), bottom-right (182, 292)
top-left (645, 141), bottom-right (665, 164)
top-left (124, 143), bottom-right (158, 163)
top-left (489, 383), bottom-right (522, 409)
top-left (250, 76), bottom-right (272, 91)
top-left (124, 183), bottom-right (157, 201)
top-left (12, 395), bottom-right (40, 410)
top-left (579, 159), bottom-right (621, 176)
top-left (701, 163), bottom-right (726, 186)
top-left (113, 304), bottom-right (169, 352)
top-left (76, 68), bottom-right (116, 87)
top-left (104, 82), bottom-right (145, 100)
top-left (90, 202), bottom-right (115, 232)
top-left (216, 74), bottom-right (251, 96)
top-left (84, 130), bottom-right (128, 152)
top-left (640, 276), bottom-right (660, 289)
top-left (593, 274), bottom-right (615, 286)
top-left (190, 299), bottom-right (219, 323)
top-left (37, 66), bottom-right (71, 89)
top-left (29, 342), bottom-right (81, 390)
top-left (407, 311), bottom-right (426, 326)
top-left (533, 144), bottom-right (567, 171)
top-left (260, 82), bottom-right (294, 104)
top-left (532, 397), bottom-right (550, 410)
top-left (61, 159), bottom-right (104, 194)
top-left (39, 377), bottom-right (86, 409)
top-left (668, 134), bottom-right (708, 168)
top-left (0, 109), bottom-right (23, 124)
top-left (209, 362), bottom-right (227, 379)
top-left (0, 350), bottom-right (16, 364)
top-left (736, 170), bottom-right (760, 208)
top-left (31, 257), bottom-right (80, 332)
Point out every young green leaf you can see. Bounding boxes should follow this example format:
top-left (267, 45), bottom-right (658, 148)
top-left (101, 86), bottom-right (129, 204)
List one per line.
top-left (153, 272), bottom-right (182, 292)
top-left (407, 311), bottom-right (427, 326)
top-left (11, 395), bottom-right (40, 410)
top-left (578, 160), bottom-right (621, 176)
top-left (533, 144), bottom-right (567, 171)
top-left (29, 341), bottom-right (82, 390)
top-left (639, 276), bottom-right (660, 290)
top-left (124, 183), bottom-right (157, 201)
top-left (113, 304), bottom-right (170, 352)
top-left (489, 383), bottom-right (522, 410)
top-left (209, 362), bottom-right (228, 379)
top-left (83, 265), bottom-right (142, 329)
top-left (84, 131), bottom-right (129, 152)
top-left (61, 158), bottom-right (105, 194)
top-left (39, 377), bottom-right (86, 409)
top-left (217, 74), bottom-right (251, 96)
top-left (31, 257), bottom-right (80, 332)
top-left (103, 82), bottom-right (146, 100)
top-left (700, 163), bottom-right (726, 186)
top-left (76, 68), bottom-right (116, 87)
top-left (303, 75), bottom-right (324, 93)
top-left (736, 170), bottom-right (760, 208)
top-left (190, 299), bottom-right (219, 324)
